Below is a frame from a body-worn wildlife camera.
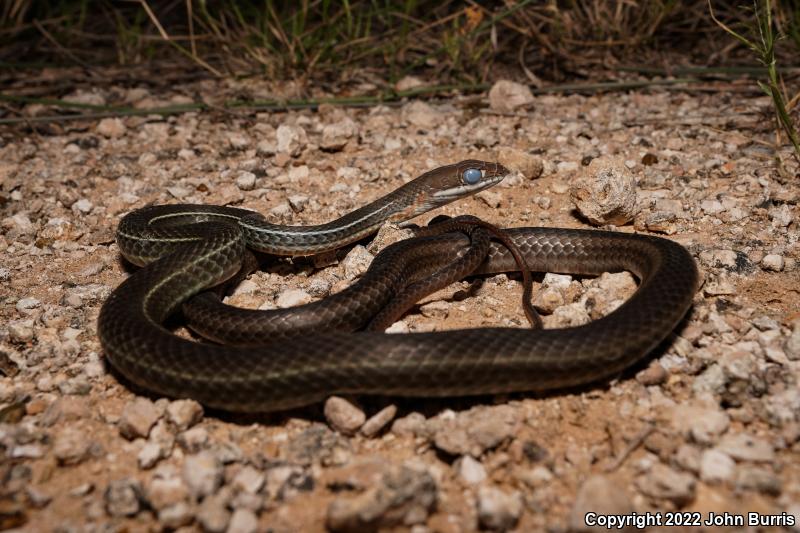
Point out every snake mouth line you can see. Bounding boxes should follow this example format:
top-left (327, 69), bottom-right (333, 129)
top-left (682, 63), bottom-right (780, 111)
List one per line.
top-left (432, 175), bottom-right (506, 201)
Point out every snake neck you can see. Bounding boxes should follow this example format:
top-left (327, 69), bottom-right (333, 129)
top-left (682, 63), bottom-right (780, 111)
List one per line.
top-left (239, 183), bottom-right (427, 256)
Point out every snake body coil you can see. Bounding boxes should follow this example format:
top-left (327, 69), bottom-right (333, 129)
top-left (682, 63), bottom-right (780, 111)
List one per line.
top-left (98, 161), bottom-right (698, 412)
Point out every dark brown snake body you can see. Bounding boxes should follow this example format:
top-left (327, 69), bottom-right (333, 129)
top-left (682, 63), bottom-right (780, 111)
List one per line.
top-left (97, 160), bottom-right (698, 412)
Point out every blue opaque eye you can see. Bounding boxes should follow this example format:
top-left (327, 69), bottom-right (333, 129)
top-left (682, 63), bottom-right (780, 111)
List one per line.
top-left (463, 168), bottom-right (482, 185)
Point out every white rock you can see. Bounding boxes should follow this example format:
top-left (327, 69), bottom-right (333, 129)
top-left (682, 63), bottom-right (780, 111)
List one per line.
top-left (324, 396), bottom-right (366, 435)
top-left (717, 433), bottom-right (775, 462)
top-left (569, 475), bottom-right (633, 532)
top-left (177, 426), bottom-right (209, 452)
top-left (570, 157), bottom-right (639, 226)
top-left (96, 118), bottom-right (126, 138)
top-left (138, 442), bottom-right (164, 469)
top-left (288, 194), bottom-right (309, 212)
top-left (228, 508), bottom-right (258, 533)
top-left (232, 466), bottom-right (265, 494)
top-left (670, 404), bottom-right (730, 444)
top-left (476, 486), bottom-right (523, 530)
top-left (276, 124), bottom-right (308, 156)
top-left (361, 405), bottom-right (398, 437)
top-left (497, 147), bottom-right (543, 179)
top-left (228, 133), bottom-right (250, 150)
top-left (785, 322), bottom-right (800, 360)
top-left (488, 80), bottom-right (534, 112)
top-left (401, 101), bottom-right (442, 129)
top-left (197, 493), bottom-right (231, 532)
top-left (275, 289), bottom-right (313, 308)
top-left (15, 297), bottom-right (40, 313)
top-left (635, 463), bottom-right (695, 505)
top-left (456, 455), bottom-right (486, 485)
top-left (73, 198), bottom-right (94, 214)
top-left (700, 449), bottom-right (735, 483)
top-left (235, 171), bottom-right (257, 191)
top-left (395, 76), bottom-right (426, 92)
top-left (769, 204), bottom-right (793, 227)
top-left (419, 300), bottom-right (450, 319)
top-left (166, 399), bottom-right (204, 430)
top-left (53, 426), bottom-right (91, 465)
top-left (182, 451), bottom-right (223, 498)
top-left (341, 245), bottom-right (373, 280)
top-left (8, 320), bottom-right (34, 342)
top-left (476, 190), bottom-right (502, 208)
top-left (147, 473), bottom-right (189, 511)
top-left (118, 397), bottom-right (160, 440)
top-left (321, 117), bottom-right (359, 151)
top-left (762, 254), bottom-right (785, 271)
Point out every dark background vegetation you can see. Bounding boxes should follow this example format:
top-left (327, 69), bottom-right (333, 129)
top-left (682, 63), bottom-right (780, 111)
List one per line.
top-left (2, 1), bottom-right (799, 81)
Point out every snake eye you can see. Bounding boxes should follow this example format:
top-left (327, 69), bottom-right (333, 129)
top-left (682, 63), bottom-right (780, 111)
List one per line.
top-left (462, 168), bottom-right (482, 185)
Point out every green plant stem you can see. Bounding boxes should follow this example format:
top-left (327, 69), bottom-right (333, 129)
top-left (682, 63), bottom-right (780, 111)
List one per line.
top-left (709, 0), bottom-right (800, 163)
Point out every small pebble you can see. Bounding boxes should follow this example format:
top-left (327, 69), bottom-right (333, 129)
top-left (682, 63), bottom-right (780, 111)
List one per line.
top-left (488, 80), bottom-right (534, 112)
top-left (104, 478), bottom-right (142, 517)
top-left (96, 118), bottom-right (126, 138)
top-left (321, 117), bottom-right (359, 151)
top-left (288, 194), bottom-right (309, 212)
top-left (276, 124), bottom-right (308, 156)
top-left (497, 147), bottom-right (543, 179)
top-left (177, 426), bottom-right (209, 452)
top-left (361, 405), bottom-right (398, 437)
top-left (476, 190), bottom-right (502, 208)
top-left (197, 493), bottom-right (231, 532)
top-left (700, 449), bottom-right (735, 483)
top-left (341, 245), bottom-right (373, 280)
top-left (671, 404), bottom-right (730, 444)
top-left (235, 171), bottom-right (256, 191)
top-left (635, 463), bottom-right (695, 505)
top-left (324, 396), bottom-right (366, 435)
top-left (761, 254), bottom-right (784, 271)
top-left (8, 320), bottom-right (34, 342)
top-left (158, 502), bottom-right (193, 529)
top-left (476, 486), bottom-right (523, 531)
top-left (232, 466), bottom-right (265, 494)
top-left (717, 433), bottom-right (775, 462)
top-left (228, 133), bottom-right (250, 150)
top-left (401, 100), bottom-right (442, 129)
top-left (275, 288), bottom-right (313, 308)
top-left (785, 322), bottom-right (800, 360)
top-left (118, 397), bottom-right (160, 440)
top-left (183, 451), bottom-right (223, 498)
top-left (73, 198), bottom-right (93, 214)
top-left (456, 455), bottom-right (486, 485)
top-left (52, 426), bottom-right (91, 465)
top-left (15, 297), bottom-right (40, 313)
top-left (419, 300), bottom-right (450, 319)
top-left (228, 508), bottom-right (259, 533)
top-left (166, 399), bottom-right (204, 431)
top-left (569, 475), bottom-right (633, 532)
top-left (146, 473), bottom-right (190, 511)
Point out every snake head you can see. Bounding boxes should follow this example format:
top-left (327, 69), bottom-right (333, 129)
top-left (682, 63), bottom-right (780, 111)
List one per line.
top-left (387, 160), bottom-right (510, 224)
top-left (426, 159), bottom-right (510, 206)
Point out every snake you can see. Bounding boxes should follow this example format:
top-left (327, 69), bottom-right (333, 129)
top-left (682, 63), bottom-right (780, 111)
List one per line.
top-left (98, 160), bottom-right (699, 412)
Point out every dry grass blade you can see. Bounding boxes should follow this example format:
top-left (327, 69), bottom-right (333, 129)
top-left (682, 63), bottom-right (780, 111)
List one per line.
top-left (126, 0), bottom-right (222, 76)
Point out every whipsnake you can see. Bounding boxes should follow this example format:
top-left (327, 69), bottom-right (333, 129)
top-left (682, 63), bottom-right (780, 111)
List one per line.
top-left (98, 160), bottom-right (698, 412)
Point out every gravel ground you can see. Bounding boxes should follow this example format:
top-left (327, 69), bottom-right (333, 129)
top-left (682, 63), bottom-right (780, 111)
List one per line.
top-left (1, 76), bottom-right (799, 532)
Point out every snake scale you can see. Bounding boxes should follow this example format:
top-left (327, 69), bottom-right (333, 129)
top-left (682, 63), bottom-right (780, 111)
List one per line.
top-left (98, 160), bottom-right (699, 412)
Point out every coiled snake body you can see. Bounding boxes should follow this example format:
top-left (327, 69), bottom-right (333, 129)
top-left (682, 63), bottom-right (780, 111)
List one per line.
top-left (98, 160), bottom-right (698, 412)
